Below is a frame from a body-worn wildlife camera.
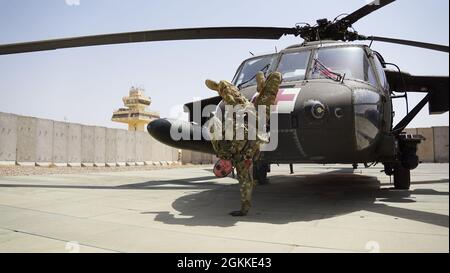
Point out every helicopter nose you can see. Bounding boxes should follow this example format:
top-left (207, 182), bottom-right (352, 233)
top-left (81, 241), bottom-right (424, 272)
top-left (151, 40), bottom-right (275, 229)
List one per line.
top-left (147, 118), bottom-right (215, 154)
top-left (147, 118), bottom-right (171, 141)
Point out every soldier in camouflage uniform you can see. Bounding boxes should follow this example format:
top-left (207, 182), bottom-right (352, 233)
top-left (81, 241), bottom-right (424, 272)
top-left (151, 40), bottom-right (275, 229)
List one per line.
top-left (206, 71), bottom-right (282, 216)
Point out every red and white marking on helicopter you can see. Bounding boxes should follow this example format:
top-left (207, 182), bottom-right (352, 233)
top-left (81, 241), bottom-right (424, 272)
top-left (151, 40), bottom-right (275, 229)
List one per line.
top-left (274, 88), bottom-right (301, 114)
top-left (251, 88), bottom-right (301, 114)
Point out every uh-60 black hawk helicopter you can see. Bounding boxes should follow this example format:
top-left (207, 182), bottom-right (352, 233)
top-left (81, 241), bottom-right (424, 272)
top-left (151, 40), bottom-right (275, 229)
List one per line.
top-left (1, 0), bottom-right (448, 190)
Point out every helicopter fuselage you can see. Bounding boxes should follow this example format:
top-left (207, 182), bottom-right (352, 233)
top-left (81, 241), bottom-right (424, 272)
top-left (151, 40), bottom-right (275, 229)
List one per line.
top-left (216, 41), bottom-right (395, 164)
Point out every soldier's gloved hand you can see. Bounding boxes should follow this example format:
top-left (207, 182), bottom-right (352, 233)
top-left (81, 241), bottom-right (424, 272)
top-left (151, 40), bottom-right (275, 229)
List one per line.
top-left (205, 79), bottom-right (235, 101)
top-left (205, 79), bottom-right (235, 95)
top-left (256, 71), bottom-right (266, 94)
top-left (205, 79), bottom-right (220, 92)
top-left (254, 71), bottom-right (283, 113)
top-left (205, 79), bottom-right (249, 107)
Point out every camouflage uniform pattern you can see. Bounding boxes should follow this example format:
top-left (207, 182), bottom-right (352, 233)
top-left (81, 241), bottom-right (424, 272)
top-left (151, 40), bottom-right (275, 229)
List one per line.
top-left (206, 72), bottom-right (282, 215)
top-left (205, 79), bottom-right (257, 162)
top-left (255, 72), bottom-right (283, 121)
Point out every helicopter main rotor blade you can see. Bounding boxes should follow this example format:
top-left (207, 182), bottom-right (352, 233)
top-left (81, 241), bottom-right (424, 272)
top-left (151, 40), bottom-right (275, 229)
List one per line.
top-left (363, 35), bottom-right (449, 53)
top-left (0, 27), bottom-right (296, 55)
top-left (340, 0), bottom-right (396, 26)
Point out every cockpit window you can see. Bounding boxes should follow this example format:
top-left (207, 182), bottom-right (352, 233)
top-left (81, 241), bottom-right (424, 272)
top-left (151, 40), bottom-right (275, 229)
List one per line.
top-left (233, 55), bottom-right (276, 88)
top-left (311, 47), bottom-right (377, 86)
top-left (277, 51), bottom-right (311, 82)
top-left (373, 54), bottom-right (389, 90)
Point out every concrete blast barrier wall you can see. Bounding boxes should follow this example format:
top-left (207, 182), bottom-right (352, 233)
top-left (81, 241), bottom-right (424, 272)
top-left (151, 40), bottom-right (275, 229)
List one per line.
top-left (35, 118), bottom-right (53, 166)
top-left (94, 127), bottom-right (106, 166)
top-left (163, 145), bottom-right (172, 163)
top-left (173, 148), bottom-right (180, 163)
top-left (201, 152), bottom-right (213, 164)
top-left (135, 131), bottom-right (145, 164)
top-left (417, 128), bottom-right (435, 163)
top-left (170, 147), bottom-right (177, 162)
top-left (81, 125), bottom-right (95, 166)
top-left (181, 150), bottom-right (192, 164)
top-left (181, 150), bottom-right (214, 165)
top-left (191, 151), bottom-right (203, 164)
top-left (68, 123), bottom-right (82, 166)
top-left (105, 128), bottom-right (117, 166)
top-left (143, 134), bottom-right (154, 163)
top-left (161, 145), bottom-right (178, 163)
top-left (116, 129), bottom-right (127, 165)
top-left (146, 134), bottom-right (162, 163)
top-left (404, 127), bottom-right (449, 163)
top-left (126, 131), bottom-right (136, 165)
top-left (152, 136), bottom-right (164, 163)
top-left (0, 112), bottom-right (17, 165)
top-left (16, 116), bottom-right (37, 165)
top-left (434, 127), bottom-right (449, 163)
top-left (52, 121), bottom-right (68, 165)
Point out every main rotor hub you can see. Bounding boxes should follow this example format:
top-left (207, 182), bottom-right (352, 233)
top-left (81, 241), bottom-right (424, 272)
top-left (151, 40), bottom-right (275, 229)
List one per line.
top-left (295, 18), bottom-right (360, 42)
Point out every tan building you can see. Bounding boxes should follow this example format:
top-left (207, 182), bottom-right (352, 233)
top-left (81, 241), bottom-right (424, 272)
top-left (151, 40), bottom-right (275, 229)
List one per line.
top-left (112, 87), bottom-right (159, 131)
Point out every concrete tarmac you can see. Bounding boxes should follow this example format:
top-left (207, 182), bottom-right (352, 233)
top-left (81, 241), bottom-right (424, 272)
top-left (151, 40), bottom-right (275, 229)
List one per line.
top-left (0, 164), bottom-right (448, 253)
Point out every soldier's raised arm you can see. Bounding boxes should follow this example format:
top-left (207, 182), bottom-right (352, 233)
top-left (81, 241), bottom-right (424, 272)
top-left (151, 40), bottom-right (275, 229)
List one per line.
top-left (205, 79), bottom-right (249, 106)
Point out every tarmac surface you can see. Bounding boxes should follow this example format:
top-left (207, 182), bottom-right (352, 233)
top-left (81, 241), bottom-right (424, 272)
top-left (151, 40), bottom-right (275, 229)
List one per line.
top-left (0, 164), bottom-right (448, 253)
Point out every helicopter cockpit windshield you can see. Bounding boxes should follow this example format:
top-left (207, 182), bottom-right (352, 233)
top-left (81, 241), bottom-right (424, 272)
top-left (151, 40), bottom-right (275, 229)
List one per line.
top-left (233, 54), bottom-right (276, 89)
top-left (233, 46), bottom-right (380, 89)
top-left (311, 47), bottom-right (377, 86)
top-left (277, 51), bottom-right (311, 82)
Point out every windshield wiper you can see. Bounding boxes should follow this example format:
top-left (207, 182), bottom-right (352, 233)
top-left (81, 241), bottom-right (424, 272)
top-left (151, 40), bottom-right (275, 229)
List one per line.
top-left (313, 58), bottom-right (344, 82)
top-left (237, 63), bottom-right (270, 90)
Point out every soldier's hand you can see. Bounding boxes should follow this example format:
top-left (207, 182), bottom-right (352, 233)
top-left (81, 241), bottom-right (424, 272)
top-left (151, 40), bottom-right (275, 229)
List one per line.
top-left (256, 72), bottom-right (266, 94)
top-left (266, 72), bottom-right (282, 85)
top-left (205, 79), bottom-right (220, 92)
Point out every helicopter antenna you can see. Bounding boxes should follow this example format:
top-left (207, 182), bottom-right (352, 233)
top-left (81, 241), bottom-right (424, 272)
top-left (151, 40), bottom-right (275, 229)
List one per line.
top-left (332, 13), bottom-right (349, 23)
top-left (275, 46), bottom-right (278, 53)
top-left (249, 51), bottom-right (254, 56)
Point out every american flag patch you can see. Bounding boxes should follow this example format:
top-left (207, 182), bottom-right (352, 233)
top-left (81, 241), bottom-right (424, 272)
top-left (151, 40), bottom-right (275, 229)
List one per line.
top-left (312, 58), bottom-right (343, 82)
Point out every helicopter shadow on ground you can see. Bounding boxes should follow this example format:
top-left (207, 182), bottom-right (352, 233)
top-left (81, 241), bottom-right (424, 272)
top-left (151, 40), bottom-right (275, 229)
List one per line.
top-left (145, 170), bottom-right (449, 228)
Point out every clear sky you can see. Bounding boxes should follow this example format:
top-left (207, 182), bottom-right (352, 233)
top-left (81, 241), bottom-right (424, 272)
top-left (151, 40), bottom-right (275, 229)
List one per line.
top-left (0, 0), bottom-right (448, 129)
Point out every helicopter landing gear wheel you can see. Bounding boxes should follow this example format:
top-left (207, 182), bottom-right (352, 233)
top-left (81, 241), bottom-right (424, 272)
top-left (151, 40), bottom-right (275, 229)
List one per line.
top-left (253, 161), bottom-right (269, 185)
top-left (393, 163), bottom-right (411, 190)
top-left (391, 133), bottom-right (421, 190)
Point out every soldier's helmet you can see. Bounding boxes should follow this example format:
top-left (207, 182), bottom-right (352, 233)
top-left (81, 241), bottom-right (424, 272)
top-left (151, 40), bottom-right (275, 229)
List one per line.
top-left (213, 159), bottom-right (233, 178)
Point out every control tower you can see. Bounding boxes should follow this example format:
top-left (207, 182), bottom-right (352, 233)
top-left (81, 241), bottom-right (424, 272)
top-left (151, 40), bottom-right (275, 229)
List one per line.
top-left (112, 87), bottom-right (160, 131)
